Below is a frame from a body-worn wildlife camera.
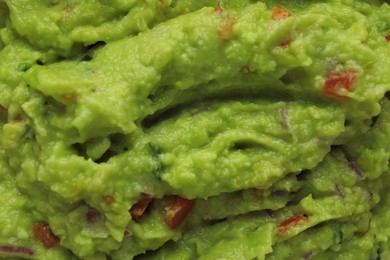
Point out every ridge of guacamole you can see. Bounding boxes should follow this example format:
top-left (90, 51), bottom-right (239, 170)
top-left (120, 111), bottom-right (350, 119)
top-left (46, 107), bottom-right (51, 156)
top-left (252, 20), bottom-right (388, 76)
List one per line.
top-left (1, 0), bottom-right (390, 259)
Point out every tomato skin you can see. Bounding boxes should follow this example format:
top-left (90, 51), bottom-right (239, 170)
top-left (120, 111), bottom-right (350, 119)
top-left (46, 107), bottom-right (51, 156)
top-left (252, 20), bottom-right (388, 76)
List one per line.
top-left (32, 222), bottom-right (60, 249)
top-left (386, 35), bottom-right (390, 42)
top-left (323, 71), bottom-right (357, 99)
top-left (165, 196), bottom-right (195, 229)
top-left (277, 214), bottom-right (308, 234)
top-left (272, 6), bottom-right (292, 20)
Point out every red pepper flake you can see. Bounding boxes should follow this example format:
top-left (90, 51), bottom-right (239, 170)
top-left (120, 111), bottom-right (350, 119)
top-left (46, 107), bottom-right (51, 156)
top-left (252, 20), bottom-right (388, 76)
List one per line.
top-left (322, 70), bottom-right (357, 99)
top-left (386, 35), bottom-right (390, 42)
top-left (272, 6), bottom-right (292, 20)
top-left (215, 1), bottom-right (223, 14)
top-left (0, 246), bottom-right (34, 256)
top-left (277, 214), bottom-right (308, 234)
top-left (165, 196), bottom-right (195, 229)
top-left (218, 17), bottom-right (236, 40)
top-left (32, 222), bottom-right (60, 249)
top-left (129, 196), bottom-right (152, 221)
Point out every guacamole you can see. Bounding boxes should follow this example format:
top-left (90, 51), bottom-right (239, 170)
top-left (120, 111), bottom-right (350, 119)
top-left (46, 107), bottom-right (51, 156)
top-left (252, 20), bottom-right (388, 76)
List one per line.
top-left (1, 0), bottom-right (390, 259)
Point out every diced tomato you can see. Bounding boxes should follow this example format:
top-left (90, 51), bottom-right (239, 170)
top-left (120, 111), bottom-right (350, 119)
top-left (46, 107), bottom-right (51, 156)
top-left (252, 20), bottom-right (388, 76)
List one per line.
top-left (129, 197), bottom-right (152, 221)
top-left (218, 18), bottom-right (236, 40)
top-left (272, 6), bottom-right (292, 20)
top-left (322, 70), bottom-right (357, 99)
top-left (214, 1), bottom-right (235, 40)
top-left (165, 196), bottom-right (195, 229)
top-left (277, 214), bottom-right (308, 234)
top-left (32, 222), bottom-right (60, 249)
top-left (386, 35), bottom-right (390, 42)
top-left (215, 1), bottom-right (223, 14)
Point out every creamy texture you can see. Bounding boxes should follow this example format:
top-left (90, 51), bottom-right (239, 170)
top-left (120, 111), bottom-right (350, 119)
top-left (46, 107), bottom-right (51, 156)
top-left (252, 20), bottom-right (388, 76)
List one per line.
top-left (1, 0), bottom-right (390, 259)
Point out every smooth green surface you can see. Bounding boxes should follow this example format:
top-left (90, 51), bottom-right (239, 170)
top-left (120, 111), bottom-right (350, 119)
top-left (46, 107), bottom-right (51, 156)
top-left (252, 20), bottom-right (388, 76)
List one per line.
top-left (1, 0), bottom-right (390, 259)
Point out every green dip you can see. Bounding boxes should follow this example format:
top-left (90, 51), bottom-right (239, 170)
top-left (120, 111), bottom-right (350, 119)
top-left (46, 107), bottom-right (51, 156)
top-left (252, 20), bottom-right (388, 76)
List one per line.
top-left (1, 0), bottom-right (390, 259)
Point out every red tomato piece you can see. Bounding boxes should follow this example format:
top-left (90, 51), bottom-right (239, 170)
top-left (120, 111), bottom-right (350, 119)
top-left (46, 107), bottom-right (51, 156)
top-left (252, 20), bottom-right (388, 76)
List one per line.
top-left (323, 70), bottom-right (357, 99)
top-left (165, 196), bottom-right (195, 229)
top-left (129, 197), bottom-right (152, 221)
top-left (272, 6), bottom-right (292, 20)
top-left (32, 222), bottom-right (60, 249)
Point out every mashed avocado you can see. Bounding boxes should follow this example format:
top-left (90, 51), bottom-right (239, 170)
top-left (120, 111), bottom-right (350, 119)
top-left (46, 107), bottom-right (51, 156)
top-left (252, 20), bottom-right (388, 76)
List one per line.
top-left (1, 0), bottom-right (390, 259)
